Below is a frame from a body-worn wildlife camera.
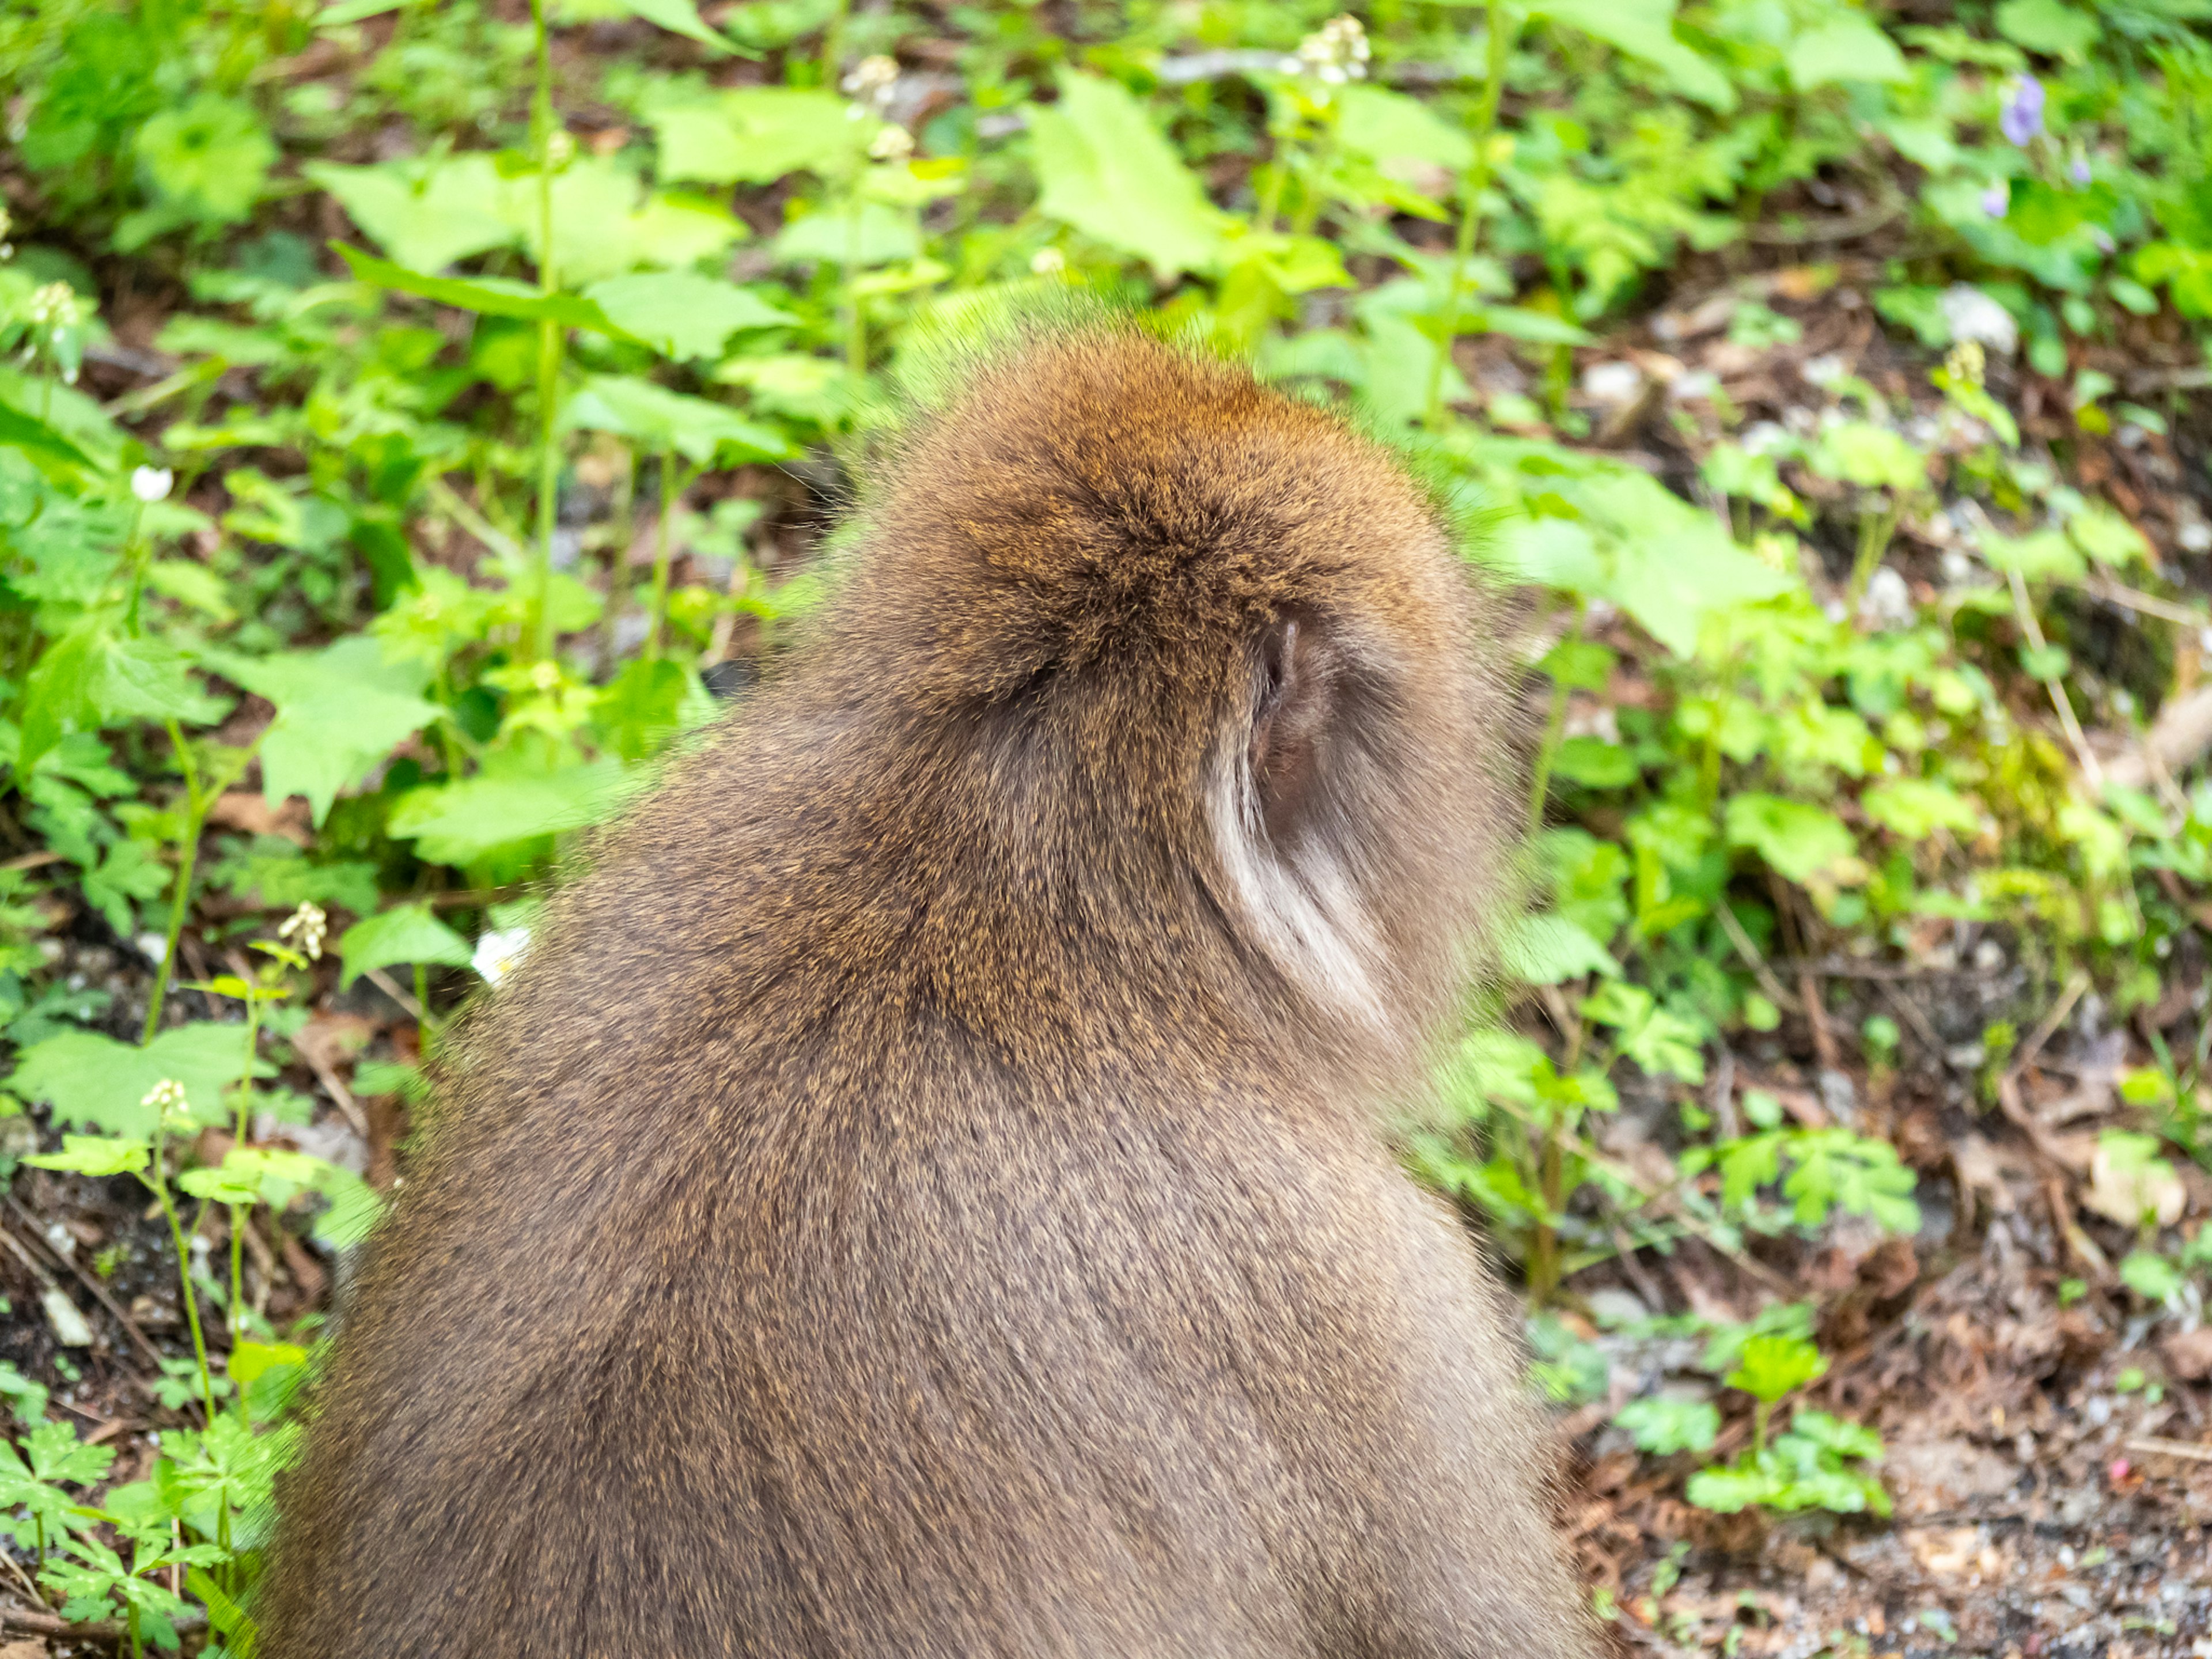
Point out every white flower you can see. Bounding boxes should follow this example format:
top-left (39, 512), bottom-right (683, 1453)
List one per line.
top-left (278, 900), bottom-right (328, 961)
top-left (473, 927), bottom-right (531, 986)
top-left (868, 124), bottom-right (915, 162)
top-left (142, 1078), bottom-right (194, 1133)
top-left (131, 466), bottom-right (173, 503)
top-left (1296, 14), bottom-right (1370, 83)
top-left (842, 54), bottom-right (900, 113)
top-left (1029, 247), bottom-right (1066, 275)
top-left (1938, 284), bottom-right (2017, 356)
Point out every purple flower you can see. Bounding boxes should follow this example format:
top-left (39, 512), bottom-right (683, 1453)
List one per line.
top-left (2070, 153), bottom-right (2092, 186)
top-left (1980, 178), bottom-right (2011, 218)
top-left (1999, 75), bottom-right (2045, 146)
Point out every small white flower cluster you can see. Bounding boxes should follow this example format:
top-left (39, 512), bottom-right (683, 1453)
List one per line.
top-left (844, 55), bottom-right (913, 160)
top-left (1293, 14), bottom-right (1369, 84)
top-left (131, 466), bottom-right (173, 504)
top-left (25, 281), bottom-right (82, 331)
top-left (142, 1077), bottom-right (193, 1131)
top-left (279, 900), bottom-right (329, 962)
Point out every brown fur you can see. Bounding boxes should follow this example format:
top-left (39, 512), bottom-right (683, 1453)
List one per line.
top-left (257, 332), bottom-right (1593, 1659)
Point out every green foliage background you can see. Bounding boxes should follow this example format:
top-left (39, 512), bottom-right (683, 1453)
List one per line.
top-left (0, 0), bottom-right (2209, 1643)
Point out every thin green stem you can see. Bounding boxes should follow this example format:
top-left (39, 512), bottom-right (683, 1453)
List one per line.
top-left (147, 1131), bottom-right (215, 1423)
top-left (1423, 0), bottom-right (1513, 429)
top-left (1845, 500), bottom-right (1899, 616)
top-left (1526, 607), bottom-right (1583, 835)
top-left (227, 991), bottom-right (263, 1350)
top-left (528, 0), bottom-right (562, 664)
top-left (842, 194), bottom-right (866, 377)
top-left (141, 722), bottom-right (204, 1046)
top-left (121, 501), bottom-right (150, 637)
top-left (819, 0), bottom-right (850, 88)
top-left (646, 449), bottom-right (677, 660)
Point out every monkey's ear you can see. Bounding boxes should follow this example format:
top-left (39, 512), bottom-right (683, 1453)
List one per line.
top-left (1247, 615), bottom-right (1331, 843)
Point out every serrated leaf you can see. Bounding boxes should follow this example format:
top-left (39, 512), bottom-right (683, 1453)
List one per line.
top-left (336, 903), bottom-right (474, 990)
top-left (18, 620), bottom-right (229, 779)
top-left (1724, 794), bottom-right (1858, 884)
top-left (387, 760), bottom-right (633, 865)
top-left (214, 637), bottom-right (438, 824)
top-left (334, 244), bottom-right (622, 331)
top-left (582, 272), bottom-right (795, 360)
top-left (647, 88), bottom-right (857, 185)
top-left (563, 375), bottom-right (791, 465)
top-left (306, 156), bottom-right (516, 273)
top-left (1503, 912), bottom-right (1621, 984)
top-left (1615, 1395), bottom-right (1720, 1455)
top-left (1031, 71), bottom-right (1230, 279)
top-left (25, 1136), bottom-right (148, 1177)
top-left (6, 1024), bottom-right (267, 1137)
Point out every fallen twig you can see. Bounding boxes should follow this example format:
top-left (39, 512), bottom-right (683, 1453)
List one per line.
top-left (2125, 1433), bottom-right (2212, 1464)
top-left (1, 1601), bottom-right (207, 1643)
top-left (3, 1197), bottom-right (166, 1368)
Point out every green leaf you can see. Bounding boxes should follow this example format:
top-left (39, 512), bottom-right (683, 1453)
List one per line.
top-left (336, 903), bottom-right (474, 990)
top-left (2118, 1251), bottom-right (2184, 1304)
top-left (18, 619), bottom-right (229, 779)
top-left (25, 1136), bottom-right (147, 1177)
top-left (1606, 527), bottom-right (1796, 657)
top-left (1030, 71), bottom-right (1232, 279)
top-left (563, 375), bottom-right (792, 465)
top-left (1332, 85), bottom-right (1472, 176)
top-left (1503, 912), bottom-right (1621, 985)
top-left (1538, 0), bottom-right (1737, 109)
top-left (609, 0), bottom-right (728, 49)
top-left (1684, 1463), bottom-right (1777, 1513)
top-left (1616, 1395), bottom-right (1720, 1455)
top-left (1724, 794), bottom-right (1858, 884)
top-left (581, 272), bottom-right (794, 361)
top-left (333, 245), bottom-right (624, 332)
top-left (1994, 0), bottom-right (2099, 60)
top-left (305, 157), bottom-right (516, 273)
top-left (0, 404), bottom-right (93, 470)
top-left (1979, 527), bottom-right (2084, 581)
top-left (2066, 501), bottom-right (2151, 567)
top-left (1787, 1410), bottom-right (1883, 1462)
top-left (387, 760), bottom-right (633, 864)
top-left (7, 1023), bottom-right (266, 1137)
top-left (134, 95), bottom-right (275, 226)
top-left (646, 88), bottom-right (857, 185)
top-left (312, 1166), bottom-right (381, 1248)
top-left (213, 637), bottom-right (438, 825)
top-left (1860, 778), bottom-right (1979, 839)
top-left (1784, 17), bottom-right (1910, 87)
top-left (1551, 736), bottom-right (1640, 789)
top-left (1726, 1333), bottom-right (1828, 1404)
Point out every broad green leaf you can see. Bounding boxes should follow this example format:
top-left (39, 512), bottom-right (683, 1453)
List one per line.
top-left (214, 637), bottom-right (438, 824)
top-left (228, 1340), bottom-right (310, 1391)
top-left (1608, 527), bottom-right (1796, 657)
top-left (581, 272), bottom-right (794, 361)
top-left (336, 903), bottom-right (474, 990)
top-left (134, 95), bottom-right (275, 226)
top-left (387, 760), bottom-right (632, 864)
top-left (18, 619), bottom-right (230, 777)
top-left (313, 1165), bottom-right (382, 1248)
top-left (646, 88), bottom-right (857, 185)
top-left (1615, 1396), bottom-right (1720, 1455)
top-left (563, 376), bottom-right (792, 465)
top-left (1724, 794), bottom-right (1858, 884)
top-left (1994, 0), bottom-right (2099, 60)
top-left (334, 245), bottom-right (622, 332)
top-left (1807, 421), bottom-right (1925, 492)
top-left (1332, 85), bottom-right (1472, 177)
top-left (1684, 1464), bottom-right (1776, 1513)
top-left (0, 404), bottom-right (93, 470)
top-left (25, 1136), bottom-right (147, 1177)
top-left (2118, 1251), bottom-right (2184, 1304)
top-left (1538, 0), bottom-right (1737, 109)
top-left (305, 156), bottom-right (516, 273)
top-left (7, 1023), bottom-right (266, 1137)
top-left (1503, 912), bottom-right (1621, 984)
top-left (1979, 527), bottom-right (2084, 581)
top-left (609, 0), bottom-right (728, 49)
top-left (1860, 778), bottom-right (1979, 838)
top-left (1030, 71), bottom-right (1231, 279)
top-left (1726, 1333), bottom-right (1828, 1404)
top-left (1551, 736), bottom-right (1639, 789)
top-left (1784, 17), bottom-right (1910, 87)
top-left (2066, 501), bottom-right (2151, 567)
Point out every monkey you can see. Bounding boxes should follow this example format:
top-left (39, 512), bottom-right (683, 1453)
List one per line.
top-left (256, 328), bottom-right (1596, 1659)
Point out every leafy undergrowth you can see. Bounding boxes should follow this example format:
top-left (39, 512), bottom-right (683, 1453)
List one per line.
top-left (2, 0), bottom-right (2212, 1653)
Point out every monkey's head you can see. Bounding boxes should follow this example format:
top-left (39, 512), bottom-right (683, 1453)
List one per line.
top-left (815, 331), bottom-right (1513, 1066)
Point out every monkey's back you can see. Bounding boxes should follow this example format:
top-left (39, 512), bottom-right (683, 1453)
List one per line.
top-left (256, 334), bottom-right (1591, 1659)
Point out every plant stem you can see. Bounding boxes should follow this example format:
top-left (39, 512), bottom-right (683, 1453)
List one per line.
top-left (528, 0), bottom-right (562, 665)
top-left (1844, 500), bottom-right (1898, 617)
top-left (228, 989), bottom-right (264, 1349)
top-left (147, 1130), bottom-right (215, 1423)
top-left (1526, 607), bottom-right (1582, 834)
top-left (141, 722), bottom-right (206, 1046)
top-left (1753, 1399), bottom-right (1772, 1456)
top-left (819, 0), bottom-right (850, 88)
top-left (646, 448), bottom-right (676, 659)
top-left (842, 193), bottom-right (866, 377)
top-left (1423, 0), bottom-right (1512, 429)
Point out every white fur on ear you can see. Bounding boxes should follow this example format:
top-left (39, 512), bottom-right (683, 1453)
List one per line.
top-left (1206, 734), bottom-right (1388, 1027)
